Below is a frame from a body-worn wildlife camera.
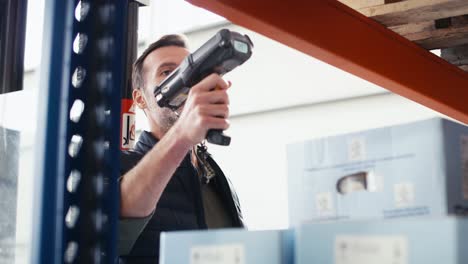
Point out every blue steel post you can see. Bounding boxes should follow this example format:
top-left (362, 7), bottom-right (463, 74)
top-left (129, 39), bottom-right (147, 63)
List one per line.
top-left (32, 0), bottom-right (74, 262)
top-left (33, 0), bottom-right (128, 263)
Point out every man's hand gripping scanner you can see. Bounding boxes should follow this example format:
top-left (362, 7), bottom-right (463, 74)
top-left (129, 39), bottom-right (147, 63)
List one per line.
top-left (153, 29), bottom-right (253, 146)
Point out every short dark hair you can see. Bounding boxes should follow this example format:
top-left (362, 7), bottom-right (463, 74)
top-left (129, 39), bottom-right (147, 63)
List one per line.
top-left (132, 34), bottom-right (188, 90)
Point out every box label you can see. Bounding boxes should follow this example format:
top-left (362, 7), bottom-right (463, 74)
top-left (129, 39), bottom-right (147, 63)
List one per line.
top-left (461, 135), bottom-right (468, 199)
top-left (335, 236), bottom-right (408, 264)
top-left (190, 244), bottom-right (245, 264)
top-left (316, 192), bottom-right (335, 216)
top-left (348, 137), bottom-right (366, 161)
top-left (394, 183), bottom-right (415, 208)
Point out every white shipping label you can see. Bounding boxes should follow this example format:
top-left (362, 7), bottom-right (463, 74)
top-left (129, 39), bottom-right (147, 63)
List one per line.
top-left (190, 244), bottom-right (245, 264)
top-left (335, 236), bottom-right (408, 264)
top-left (348, 137), bottom-right (366, 161)
top-left (394, 183), bottom-right (415, 208)
top-left (461, 135), bottom-right (468, 199)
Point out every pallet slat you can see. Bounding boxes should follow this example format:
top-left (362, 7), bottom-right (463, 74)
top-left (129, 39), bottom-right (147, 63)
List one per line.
top-left (343, 0), bottom-right (468, 63)
top-left (390, 16), bottom-right (468, 49)
top-left (339, 0), bottom-right (386, 9)
top-left (357, 0), bottom-right (468, 27)
top-left (414, 26), bottom-right (468, 49)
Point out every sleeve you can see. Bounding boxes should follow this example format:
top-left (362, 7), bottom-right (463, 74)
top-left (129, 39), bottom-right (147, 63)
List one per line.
top-left (118, 211), bottom-right (154, 255)
top-left (118, 150), bottom-right (153, 255)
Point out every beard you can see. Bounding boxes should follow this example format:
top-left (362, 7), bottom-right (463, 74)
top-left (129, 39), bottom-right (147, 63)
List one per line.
top-left (157, 107), bottom-right (179, 134)
top-left (142, 89), bottom-right (180, 135)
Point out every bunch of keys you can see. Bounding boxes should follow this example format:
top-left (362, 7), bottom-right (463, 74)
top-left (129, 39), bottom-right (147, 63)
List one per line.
top-left (194, 142), bottom-right (216, 184)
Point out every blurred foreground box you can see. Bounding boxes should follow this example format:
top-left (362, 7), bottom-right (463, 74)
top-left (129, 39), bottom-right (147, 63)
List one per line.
top-left (296, 217), bottom-right (468, 264)
top-left (159, 228), bottom-right (294, 264)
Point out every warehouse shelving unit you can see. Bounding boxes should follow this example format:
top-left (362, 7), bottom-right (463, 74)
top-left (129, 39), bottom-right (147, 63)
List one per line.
top-left (4, 0), bottom-right (466, 263)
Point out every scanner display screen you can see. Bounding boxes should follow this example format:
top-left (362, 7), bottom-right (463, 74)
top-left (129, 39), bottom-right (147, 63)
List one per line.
top-left (233, 40), bottom-right (248, 54)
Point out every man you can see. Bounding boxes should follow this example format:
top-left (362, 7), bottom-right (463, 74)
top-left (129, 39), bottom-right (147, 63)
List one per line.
top-left (118, 34), bottom-right (244, 263)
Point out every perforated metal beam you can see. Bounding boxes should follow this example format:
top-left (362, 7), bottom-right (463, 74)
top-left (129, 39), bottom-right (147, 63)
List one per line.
top-left (187, 0), bottom-right (468, 124)
top-left (34, 0), bottom-right (125, 263)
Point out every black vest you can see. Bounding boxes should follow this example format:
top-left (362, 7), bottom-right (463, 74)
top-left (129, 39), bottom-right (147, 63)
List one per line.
top-left (119, 131), bottom-right (244, 264)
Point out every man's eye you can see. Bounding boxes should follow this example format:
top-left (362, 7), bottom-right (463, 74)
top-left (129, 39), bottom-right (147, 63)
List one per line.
top-left (161, 70), bottom-right (172, 77)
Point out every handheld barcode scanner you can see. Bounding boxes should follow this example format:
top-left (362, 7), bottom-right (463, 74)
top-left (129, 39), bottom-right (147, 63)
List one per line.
top-left (153, 29), bottom-right (253, 146)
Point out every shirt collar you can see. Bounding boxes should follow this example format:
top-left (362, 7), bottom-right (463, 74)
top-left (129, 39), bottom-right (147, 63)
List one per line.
top-left (133, 130), bottom-right (159, 154)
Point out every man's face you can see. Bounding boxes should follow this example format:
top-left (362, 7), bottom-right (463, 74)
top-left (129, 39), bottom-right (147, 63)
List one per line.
top-left (140, 46), bottom-right (190, 136)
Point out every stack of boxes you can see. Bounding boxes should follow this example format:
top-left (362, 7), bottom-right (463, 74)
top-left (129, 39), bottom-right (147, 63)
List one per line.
top-left (288, 118), bottom-right (468, 263)
top-left (158, 118), bottom-right (468, 263)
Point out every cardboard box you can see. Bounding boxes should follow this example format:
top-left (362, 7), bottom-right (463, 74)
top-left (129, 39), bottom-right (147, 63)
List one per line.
top-left (296, 217), bottom-right (468, 264)
top-left (159, 228), bottom-right (294, 264)
top-left (287, 118), bottom-right (468, 225)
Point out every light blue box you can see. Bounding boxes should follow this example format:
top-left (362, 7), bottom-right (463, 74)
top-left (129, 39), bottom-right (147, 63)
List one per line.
top-left (287, 118), bottom-right (468, 225)
top-left (159, 228), bottom-right (294, 264)
top-left (296, 217), bottom-right (468, 264)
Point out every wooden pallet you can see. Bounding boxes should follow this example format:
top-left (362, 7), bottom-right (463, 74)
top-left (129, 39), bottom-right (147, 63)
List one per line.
top-left (339, 0), bottom-right (468, 71)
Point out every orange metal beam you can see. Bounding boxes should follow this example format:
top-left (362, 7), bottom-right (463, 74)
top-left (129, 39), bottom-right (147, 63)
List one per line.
top-left (187, 0), bottom-right (468, 124)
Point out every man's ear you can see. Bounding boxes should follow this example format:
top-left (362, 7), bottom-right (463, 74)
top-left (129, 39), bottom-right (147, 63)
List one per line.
top-left (133, 89), bottom-right (147, 109)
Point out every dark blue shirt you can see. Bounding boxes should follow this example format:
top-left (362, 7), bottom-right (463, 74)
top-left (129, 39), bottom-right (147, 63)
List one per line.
top-left (118, 131), bottom-right (244, 264)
